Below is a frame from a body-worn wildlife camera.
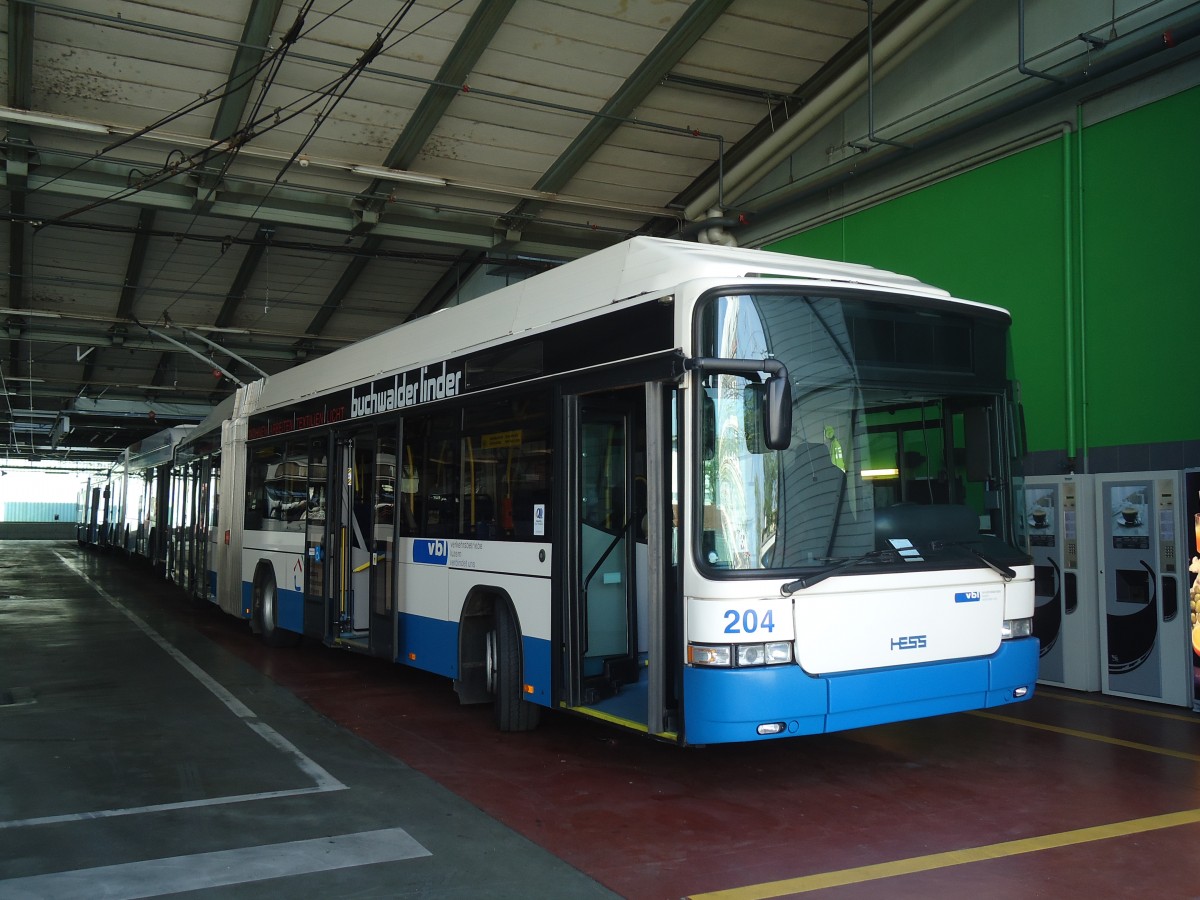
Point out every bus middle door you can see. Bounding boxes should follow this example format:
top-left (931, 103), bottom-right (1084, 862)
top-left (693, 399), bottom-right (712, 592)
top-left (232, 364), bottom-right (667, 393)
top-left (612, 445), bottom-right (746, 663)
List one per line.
top-left (331, 431), bottom-right (374, 645)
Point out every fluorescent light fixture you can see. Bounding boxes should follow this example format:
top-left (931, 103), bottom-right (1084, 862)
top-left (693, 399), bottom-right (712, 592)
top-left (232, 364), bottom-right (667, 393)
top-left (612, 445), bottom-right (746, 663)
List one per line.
top-left (350, 164), bottom-right (446, 187)
top-left (862, 467), bottom-right (900, 479)
top-left (0, 106), bottom-right (111, 134)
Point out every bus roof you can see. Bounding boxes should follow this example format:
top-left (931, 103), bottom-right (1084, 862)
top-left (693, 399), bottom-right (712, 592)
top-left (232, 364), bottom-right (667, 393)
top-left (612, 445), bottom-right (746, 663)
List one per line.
top-left (240, 237), bottom-right (969, 418)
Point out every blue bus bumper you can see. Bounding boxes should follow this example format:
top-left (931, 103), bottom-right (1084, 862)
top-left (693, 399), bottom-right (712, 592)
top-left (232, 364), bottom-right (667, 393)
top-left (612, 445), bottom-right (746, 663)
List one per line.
top-left (681, 637), bottom-right (1039, 745)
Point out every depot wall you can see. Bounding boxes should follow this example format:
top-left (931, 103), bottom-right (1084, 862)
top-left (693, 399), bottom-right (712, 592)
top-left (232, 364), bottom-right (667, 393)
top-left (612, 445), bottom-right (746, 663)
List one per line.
top-left (767, 83), bottom-right (1200, 475)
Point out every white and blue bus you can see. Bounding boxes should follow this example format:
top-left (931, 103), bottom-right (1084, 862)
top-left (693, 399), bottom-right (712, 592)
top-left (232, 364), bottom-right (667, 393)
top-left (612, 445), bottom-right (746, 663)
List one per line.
top-left (171, 237), bottom-right (1037, 745)
top-left (77, 425), bottom-right (193, 561)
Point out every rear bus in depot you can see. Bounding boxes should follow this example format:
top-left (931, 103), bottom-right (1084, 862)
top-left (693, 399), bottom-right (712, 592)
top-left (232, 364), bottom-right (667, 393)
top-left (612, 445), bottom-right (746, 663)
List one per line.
top-left (170, 237), bottom-right (1038, 745)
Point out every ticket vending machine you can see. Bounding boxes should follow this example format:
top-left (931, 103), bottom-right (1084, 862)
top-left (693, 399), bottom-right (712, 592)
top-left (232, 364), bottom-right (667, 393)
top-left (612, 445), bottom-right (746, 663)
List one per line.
top-left (1023, 475), bottom-right (1099, 691)
top-left (1095, 471), bottom-right (1190, 706)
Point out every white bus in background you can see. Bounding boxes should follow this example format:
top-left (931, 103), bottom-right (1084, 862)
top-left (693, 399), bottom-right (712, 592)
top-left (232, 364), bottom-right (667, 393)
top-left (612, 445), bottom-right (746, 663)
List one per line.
top-left (77, 425), bottom-right (193, 564)
top-left (171, 236), bottom-right (1038, 745)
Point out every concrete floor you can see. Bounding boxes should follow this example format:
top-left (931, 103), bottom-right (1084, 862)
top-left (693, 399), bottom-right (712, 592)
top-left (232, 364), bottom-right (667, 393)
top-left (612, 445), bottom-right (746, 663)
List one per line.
top-left (3, 541), bottom-right (1200, 899)
top-left (0, 542), bottom-right (615, 899)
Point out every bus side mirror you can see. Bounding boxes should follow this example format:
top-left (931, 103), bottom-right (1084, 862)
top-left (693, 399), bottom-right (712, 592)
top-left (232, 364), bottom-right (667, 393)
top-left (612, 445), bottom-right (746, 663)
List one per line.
top-left (765, 372), bottom-right (791, 451)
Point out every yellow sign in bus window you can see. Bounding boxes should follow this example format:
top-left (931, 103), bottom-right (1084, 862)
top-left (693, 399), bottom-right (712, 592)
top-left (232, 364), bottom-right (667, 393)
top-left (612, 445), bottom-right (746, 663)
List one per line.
top-left (482, 430), bottom-right (522, 449)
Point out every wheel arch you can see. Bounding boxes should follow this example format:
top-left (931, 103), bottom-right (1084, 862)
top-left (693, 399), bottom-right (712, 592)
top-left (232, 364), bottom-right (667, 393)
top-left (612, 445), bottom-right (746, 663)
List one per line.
top-left (455, 585), bottom-right (517, 705)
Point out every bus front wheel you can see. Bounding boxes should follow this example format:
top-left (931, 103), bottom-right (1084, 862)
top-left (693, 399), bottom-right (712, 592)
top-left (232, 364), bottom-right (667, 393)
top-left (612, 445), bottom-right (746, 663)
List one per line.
top-left (487, 603), bottom-right (540, 732)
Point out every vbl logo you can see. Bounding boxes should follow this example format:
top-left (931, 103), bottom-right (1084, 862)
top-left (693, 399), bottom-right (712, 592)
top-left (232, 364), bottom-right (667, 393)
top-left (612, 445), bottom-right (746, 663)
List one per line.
top-left (890, 634), bottom-right (928, 651)
top-left (413, 539), bottom-right (449, 565)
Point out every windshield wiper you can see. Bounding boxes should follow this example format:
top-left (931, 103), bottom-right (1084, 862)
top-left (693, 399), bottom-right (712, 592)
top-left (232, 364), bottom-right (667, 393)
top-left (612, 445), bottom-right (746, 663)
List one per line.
top-left (939, 541), bottom-right (1017, 580)
top-left (780, 549), bottom-right (895, 595)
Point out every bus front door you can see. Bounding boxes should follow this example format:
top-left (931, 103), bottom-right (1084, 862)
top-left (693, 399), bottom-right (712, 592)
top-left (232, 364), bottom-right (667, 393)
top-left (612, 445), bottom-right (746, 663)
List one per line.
top-left (568, 390), bottom-right (653, 729)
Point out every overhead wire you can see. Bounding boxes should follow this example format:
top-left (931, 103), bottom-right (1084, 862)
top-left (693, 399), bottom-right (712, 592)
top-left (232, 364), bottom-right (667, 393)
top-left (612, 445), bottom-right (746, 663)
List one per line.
top-left (153, 1), bottom-right (419, 332)
top-left (0, 12), bottom-right (302, 214)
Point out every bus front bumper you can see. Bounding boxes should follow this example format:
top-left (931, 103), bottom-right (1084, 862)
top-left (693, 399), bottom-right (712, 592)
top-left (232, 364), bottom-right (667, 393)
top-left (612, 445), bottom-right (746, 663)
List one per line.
top-left (681, 636), bottom-right (1039, 745)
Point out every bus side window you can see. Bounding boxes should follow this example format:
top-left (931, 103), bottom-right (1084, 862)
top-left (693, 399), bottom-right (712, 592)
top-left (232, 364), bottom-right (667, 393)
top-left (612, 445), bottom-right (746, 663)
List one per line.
top-left (245, 443), bottom-right (283, 530)
top-left (416, 412), bottom-right (460, 538)
top-left (462, 394), bottom-right (552, 541)
top-left (277, 441), bottom-right (308, 531)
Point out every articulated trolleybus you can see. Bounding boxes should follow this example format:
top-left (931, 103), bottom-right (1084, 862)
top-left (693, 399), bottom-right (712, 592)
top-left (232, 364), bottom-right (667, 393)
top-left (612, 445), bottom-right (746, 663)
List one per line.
top-left (176, 237), bottom-right (1037, 745)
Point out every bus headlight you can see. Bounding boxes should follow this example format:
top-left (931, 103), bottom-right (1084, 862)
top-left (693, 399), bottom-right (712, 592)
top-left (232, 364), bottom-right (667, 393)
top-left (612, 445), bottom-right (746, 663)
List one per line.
top-left (689, 642), bottom-right (793, 667)
top-left (737, 644), bottom-right (766, 666)
top-left (1002, 617), bottom-right (1033, 639)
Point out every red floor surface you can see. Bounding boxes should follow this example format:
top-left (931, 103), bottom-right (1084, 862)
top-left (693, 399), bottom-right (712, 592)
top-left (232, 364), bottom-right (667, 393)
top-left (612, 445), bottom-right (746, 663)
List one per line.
top-left (181, 595), bottom-right (1200, 900)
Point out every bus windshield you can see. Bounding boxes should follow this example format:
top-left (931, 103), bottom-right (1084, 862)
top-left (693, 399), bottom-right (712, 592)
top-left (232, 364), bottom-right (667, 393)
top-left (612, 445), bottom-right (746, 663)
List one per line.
top-left (697, 291), bottom-right (1025, 575)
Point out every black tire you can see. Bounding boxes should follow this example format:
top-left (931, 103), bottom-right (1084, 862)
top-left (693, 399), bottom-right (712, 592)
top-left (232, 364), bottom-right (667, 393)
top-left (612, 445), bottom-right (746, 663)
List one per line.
top-left (489, 603), bottom-right (541, 732)
top-left (255, 568), bottom-right (297, 648)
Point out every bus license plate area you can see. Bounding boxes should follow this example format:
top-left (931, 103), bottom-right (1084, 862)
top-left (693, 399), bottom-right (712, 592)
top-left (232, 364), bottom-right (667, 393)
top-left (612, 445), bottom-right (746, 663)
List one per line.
top-left (793, 584), bottom-right (1003, 674)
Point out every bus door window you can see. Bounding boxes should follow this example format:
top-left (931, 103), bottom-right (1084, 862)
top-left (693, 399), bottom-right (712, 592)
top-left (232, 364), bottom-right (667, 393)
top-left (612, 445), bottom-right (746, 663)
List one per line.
top-left (372, 430), bottom-right (396, 618)
top-left (305, 437), bottom-right (328, 602)
top-left (335, 433), bottom-right (376, 634)
top-left (577, 393), bottom-right (641, 694)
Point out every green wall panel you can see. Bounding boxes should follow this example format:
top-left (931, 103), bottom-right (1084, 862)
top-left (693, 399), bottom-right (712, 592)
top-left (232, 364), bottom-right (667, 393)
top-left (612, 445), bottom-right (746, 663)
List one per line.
top-left (1078, 86), bottom-right (1200, 447)
top-left (769, 141), bottom-right (1069, 454)
top-left (768, 83), bottom-right (1200, 460)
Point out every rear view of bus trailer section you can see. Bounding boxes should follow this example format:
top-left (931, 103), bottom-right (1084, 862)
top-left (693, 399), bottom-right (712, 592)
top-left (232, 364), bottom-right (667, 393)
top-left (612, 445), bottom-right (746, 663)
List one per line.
top-left (180, 237), bottom-right (1036, 746)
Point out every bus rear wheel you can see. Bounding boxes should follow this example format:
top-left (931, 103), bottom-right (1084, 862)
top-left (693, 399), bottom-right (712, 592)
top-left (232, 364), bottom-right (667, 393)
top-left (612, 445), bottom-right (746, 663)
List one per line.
top-left (254, 567), bottom-right (297, 648)
top-left (487, 603), bottom-right (540, 732)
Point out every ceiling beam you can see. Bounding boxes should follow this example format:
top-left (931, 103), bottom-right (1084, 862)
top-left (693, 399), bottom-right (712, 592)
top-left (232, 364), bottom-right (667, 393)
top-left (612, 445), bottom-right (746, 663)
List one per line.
top-left (211, 0), bottom-right (287, 143)
top-left (404, 250), bottom-right (487, 322)
top-left (350, 1), bottom-right (517, 234)
top-left (4, 0), bottom-right (34, 381)
top-left (116, 208), bottom-right (158, 320)
top-left (384, 0), bottom-right (517, 172)
top-left (214, 223), bottom-right (273, 328)
top-left (535, 0), bottom-right (734, 196)
top-left (7, 0), bottom-right (34, 108)
top-left (150, 351), bottom-right (173, 389)
top-left (497, 0), bottom-right (733, 241)
top-left (301, 235), bottom-right (381, 338)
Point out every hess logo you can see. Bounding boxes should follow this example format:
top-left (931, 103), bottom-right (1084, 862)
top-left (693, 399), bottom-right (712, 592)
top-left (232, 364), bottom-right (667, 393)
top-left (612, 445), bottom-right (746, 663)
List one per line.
top-left (890, 635), bottom-right (928, 651)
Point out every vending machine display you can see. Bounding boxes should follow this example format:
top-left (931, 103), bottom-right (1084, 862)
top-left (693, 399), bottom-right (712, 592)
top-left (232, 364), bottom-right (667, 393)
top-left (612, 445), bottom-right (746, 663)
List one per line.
top-left (1096, 471), bottom-right (1191, 707)
top-left (1023, 475), bottom-right (1098, 691)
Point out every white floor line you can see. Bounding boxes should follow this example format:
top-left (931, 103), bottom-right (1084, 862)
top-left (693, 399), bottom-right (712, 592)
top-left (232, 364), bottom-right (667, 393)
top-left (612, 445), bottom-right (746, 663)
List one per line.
top-left (0, 786), bottom-right (341, 831)
top-left (0, 826), bottom-right (431, 899)
top-left (2, 552), bottom-right (351, 831)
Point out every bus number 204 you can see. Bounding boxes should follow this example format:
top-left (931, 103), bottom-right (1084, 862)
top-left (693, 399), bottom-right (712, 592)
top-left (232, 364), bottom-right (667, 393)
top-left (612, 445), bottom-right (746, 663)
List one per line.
top-left (723, 609), bottom-right (776, 634)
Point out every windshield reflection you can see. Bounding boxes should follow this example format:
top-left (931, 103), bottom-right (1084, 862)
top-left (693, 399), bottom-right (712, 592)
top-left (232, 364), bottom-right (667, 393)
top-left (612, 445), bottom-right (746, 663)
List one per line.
top-left (698, 292), bottom-right (1024, 574)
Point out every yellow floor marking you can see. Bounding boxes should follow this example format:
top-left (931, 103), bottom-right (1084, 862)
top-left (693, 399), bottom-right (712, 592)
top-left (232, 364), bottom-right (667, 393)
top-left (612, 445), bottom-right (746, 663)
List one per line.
top-left (688, 807), bottom-right (1200, 899)
top-left (1037, 690), bottom-right (1200, 724)
top-left (970, 710), bottom-right (1200, 763)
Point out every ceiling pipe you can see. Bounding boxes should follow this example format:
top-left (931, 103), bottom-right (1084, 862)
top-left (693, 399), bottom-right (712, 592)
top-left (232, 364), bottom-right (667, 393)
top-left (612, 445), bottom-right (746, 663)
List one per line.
top-left (684, 0), bottom-right (964, 222)
top-left (1018, 0), bottom-right (1067, 84)
top-left (747, 8), bottom-right (1200, 222)
top-left (680, 209), bottom-right (744, 246)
